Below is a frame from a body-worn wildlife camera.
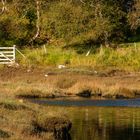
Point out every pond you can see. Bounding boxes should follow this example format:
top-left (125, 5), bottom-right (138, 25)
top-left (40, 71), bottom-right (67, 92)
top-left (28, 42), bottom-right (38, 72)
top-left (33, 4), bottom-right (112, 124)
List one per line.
top-left (29, 98), bottom-right (140, 140)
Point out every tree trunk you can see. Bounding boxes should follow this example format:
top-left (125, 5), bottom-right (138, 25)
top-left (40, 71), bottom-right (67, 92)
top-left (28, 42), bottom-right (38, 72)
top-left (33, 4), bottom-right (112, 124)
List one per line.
top-left (30, 0), bottom-right (40, 42)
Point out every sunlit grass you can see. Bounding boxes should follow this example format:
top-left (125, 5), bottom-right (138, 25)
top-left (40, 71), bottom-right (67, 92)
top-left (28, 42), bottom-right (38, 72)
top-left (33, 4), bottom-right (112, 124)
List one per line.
top-left (16, 43), bottom-right (140, 71)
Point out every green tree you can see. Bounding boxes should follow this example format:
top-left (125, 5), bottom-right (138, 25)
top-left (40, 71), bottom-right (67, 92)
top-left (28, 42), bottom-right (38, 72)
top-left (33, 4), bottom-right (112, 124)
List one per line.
top-left (0, 0), bottom-right (138, 47)
top-left (128, 0), bottom-right (140, 30)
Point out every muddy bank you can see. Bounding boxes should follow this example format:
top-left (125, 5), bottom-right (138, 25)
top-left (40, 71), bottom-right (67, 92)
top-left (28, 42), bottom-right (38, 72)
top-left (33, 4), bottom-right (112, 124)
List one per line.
top-left (16, 87), bottom-right (140, 100)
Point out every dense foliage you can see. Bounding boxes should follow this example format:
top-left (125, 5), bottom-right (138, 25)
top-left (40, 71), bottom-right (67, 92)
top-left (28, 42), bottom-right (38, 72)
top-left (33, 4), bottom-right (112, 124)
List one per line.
top-left (0, 0), bottom-right (139, 47)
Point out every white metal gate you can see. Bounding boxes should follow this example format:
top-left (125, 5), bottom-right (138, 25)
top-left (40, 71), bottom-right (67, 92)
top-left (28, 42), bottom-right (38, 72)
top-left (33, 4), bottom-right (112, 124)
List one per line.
top-left (0, 45), bottom-right (15, 64)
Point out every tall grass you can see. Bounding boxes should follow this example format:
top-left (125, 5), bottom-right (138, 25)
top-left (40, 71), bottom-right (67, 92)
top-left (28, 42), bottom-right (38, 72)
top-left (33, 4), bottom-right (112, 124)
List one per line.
top-left (17, 46), bottom-right (74, 67)
top-left (17, 43), bottom-right (140, 71)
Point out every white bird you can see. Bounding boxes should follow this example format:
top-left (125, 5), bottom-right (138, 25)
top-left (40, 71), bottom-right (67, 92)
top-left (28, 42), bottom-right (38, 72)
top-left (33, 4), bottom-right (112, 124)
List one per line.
top-left (45, 74), bottom-right (48, 77)
top-left (58, 65), bottom-right (66, 69)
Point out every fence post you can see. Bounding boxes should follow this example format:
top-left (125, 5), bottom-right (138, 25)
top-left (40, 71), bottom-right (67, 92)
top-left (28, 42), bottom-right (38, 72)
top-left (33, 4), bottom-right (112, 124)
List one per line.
top-left (134, 42), bottom-right (137, 52)
top-left (13, 45), bottom-right (16, 63)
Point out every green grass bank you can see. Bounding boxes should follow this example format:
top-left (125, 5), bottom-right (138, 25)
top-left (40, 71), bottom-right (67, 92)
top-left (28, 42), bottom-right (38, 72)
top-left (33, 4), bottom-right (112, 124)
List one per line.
top-left (16, 43), bottom-right (140, 71)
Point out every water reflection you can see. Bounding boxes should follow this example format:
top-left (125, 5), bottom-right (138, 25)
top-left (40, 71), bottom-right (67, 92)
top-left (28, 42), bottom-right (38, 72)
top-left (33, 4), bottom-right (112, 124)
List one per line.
top-left (70, 107), bottom-right (140, 140)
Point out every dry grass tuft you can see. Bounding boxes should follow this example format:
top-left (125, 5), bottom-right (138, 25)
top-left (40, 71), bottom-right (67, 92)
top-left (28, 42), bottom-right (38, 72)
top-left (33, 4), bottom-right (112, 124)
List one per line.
top-left (15, 88), bottom-right (54, 99)
top-left (56, 77), bottom-right (77, 89)
top-left (0, 100), bottom-right (29, 110)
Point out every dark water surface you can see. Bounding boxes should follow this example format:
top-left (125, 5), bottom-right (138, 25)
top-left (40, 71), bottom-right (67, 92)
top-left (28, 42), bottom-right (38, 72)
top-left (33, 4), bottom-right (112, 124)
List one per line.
top-left (30, 98), bottom-right (140, 107)
top-left (30, 98), bottom-right (140, 140)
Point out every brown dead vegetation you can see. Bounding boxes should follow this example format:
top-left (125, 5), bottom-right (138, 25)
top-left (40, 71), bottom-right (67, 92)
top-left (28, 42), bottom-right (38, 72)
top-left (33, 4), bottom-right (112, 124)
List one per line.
top-left (1, 66), bottom-right (140, 99)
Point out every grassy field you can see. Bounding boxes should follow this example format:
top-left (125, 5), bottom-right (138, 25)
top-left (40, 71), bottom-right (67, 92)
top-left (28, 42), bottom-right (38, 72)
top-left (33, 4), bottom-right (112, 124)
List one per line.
top-left (2, 42), bottom-right (140, 100)
top-left (16, 43), bottom-right (140, 71)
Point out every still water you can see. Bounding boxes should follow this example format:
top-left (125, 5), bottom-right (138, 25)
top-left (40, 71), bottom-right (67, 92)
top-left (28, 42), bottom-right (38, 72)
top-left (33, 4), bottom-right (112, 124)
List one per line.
top-left (30, 98), bottom-right (140, 140)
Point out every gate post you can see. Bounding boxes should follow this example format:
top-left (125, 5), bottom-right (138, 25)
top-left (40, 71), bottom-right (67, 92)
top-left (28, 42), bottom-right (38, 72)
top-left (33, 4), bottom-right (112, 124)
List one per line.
top-left (13, 45), bottom-right (16, 63)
